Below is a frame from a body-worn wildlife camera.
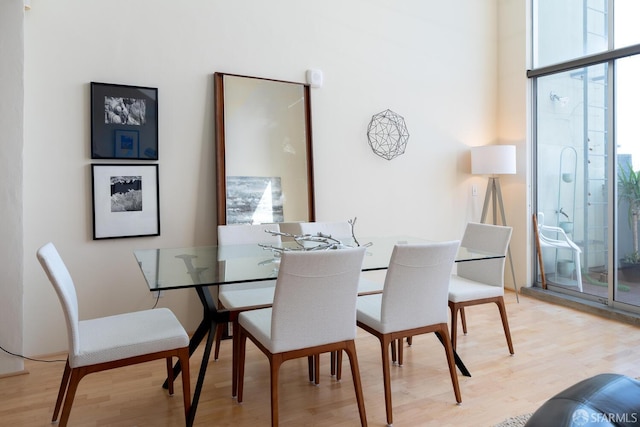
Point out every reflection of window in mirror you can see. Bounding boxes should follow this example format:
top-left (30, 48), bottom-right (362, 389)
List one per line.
top-left (214, 73), bottom-right (315, 225)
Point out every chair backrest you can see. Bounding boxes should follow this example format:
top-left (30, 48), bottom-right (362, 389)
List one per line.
top-left (270, 247), bottom-right (366, 351)
top-left (380, 241), bottom-right (460, 330)
top-left (537, 212), bottom-right (547, 227)
top-left (298, 221), bottom-right (352, 239)
top-left (265, 222), bottom-right (303, 242)
top-left (217, 223), bottom-right (282, 245)
top-left (536, 212), bottom-right (560, 241)
top-left (536, 212), bottom-right (581, 252)
top-left (457, 222), bottom-right (512, 287)
top-left (217, 224), bottom-right (282, 289)
top-left (37, 242), bottom-right (80, 358)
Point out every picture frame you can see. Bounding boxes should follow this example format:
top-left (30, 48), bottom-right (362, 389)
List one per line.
top-left (91, 164), bottom-right (160, 239)
top-left (91, 82), bottom-right (158, 160)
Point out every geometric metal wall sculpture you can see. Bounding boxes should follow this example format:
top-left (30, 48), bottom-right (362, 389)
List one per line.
top-left (366, 109), bottom-right (410, 160)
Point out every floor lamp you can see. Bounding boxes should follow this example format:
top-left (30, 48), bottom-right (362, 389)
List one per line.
top-left (471, 145), bottom-right (519, 301)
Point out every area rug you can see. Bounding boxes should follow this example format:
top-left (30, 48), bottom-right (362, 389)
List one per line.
top-left (492, 413), bottom-right (532, 427)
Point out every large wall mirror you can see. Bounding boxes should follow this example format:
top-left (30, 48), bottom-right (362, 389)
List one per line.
top-left (214, 73), bottom-right (315, 225)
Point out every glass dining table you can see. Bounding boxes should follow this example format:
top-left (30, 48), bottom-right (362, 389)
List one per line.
top-left (134, 236), bottom-right (504, 426)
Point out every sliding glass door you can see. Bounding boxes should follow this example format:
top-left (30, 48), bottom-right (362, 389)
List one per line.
top-left (532, 0), bottom-right (640, 312)
top-left (535, 64), bottom-right (610, 302)
top-left (614, 55), bottom-right (640, 308)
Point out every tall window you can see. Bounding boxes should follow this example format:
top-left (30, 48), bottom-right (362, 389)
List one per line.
top-left (530, 0), bottom-right (640, 312)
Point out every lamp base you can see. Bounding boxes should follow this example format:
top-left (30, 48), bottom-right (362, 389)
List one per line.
top-left (479, 177), bottom-right (519, 301)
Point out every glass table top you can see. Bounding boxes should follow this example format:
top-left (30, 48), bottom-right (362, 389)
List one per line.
top-left (134, 236), bottom-right (503, 291)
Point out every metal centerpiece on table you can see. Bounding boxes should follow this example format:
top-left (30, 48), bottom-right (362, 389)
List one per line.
top-left (259, 218), bottom-right (371, 254)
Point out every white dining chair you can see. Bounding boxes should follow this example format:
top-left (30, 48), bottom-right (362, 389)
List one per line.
top-left (536, 212), bottom-right (583, 291)
top-left (264, 221), bottom-right (303, 241)
top-left (215, 223), bottom-right (281, 396)
top-left (37, 242), bottom-right (191, 427)
top-left (299, 221), bottom-right (383, 294)
top-left (298, 220), bottom-right (383, 380)
top-left (236, 247), bottom-right (368, 427)
top-left (356, 241), bottom-right (461, 426)
top-left (448, 222), bottom-right (514, 354)
top-left (299, 220), bottom-right (353, 239)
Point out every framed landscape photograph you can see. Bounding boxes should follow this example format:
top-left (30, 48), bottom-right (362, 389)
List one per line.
top-left (91, 82), bottom-right (158, 160)
top-left (91, 164), bottom-right (160, 239)
top-left (226, 176), bottom-right (284, 224)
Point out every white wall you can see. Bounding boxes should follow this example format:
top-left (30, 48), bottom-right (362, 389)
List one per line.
top-left (0, 0), bottom-right (25, 375)
top-left (497, 0), bottom-right (529, 289)
top-left (10, 0), bottom-right (527, 361)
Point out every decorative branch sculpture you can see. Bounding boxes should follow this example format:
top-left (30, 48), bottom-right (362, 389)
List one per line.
top-left (259, 217), bottom-right (371, 253)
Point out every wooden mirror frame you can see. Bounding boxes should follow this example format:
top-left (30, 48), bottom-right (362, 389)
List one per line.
top-left (214, 72), bottom-right (315, 225)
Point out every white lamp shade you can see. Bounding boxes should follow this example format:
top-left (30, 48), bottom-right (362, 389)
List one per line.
top-left (471, 145), bottom-right (516, 175)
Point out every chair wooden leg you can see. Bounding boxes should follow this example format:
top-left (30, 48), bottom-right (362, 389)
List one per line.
top-left (449, 302), bottom-right (460, 351)
top-left (306, 354), bottom-right (322, 384)
top-left (407, 336), bottom-right (412, 346)
top-left (177, 347), bottom-right (192, 422)
top-left (390, 338), bottom-right (397, 364)
top-left (54, 351), bottom-right (190, 426)
top-left (269, 354), bottom-right (283, 427)
top-left (314, 354), bottom-right (320, 385)
top-left (397, 338), bottom-right (404, 366)
top-left (214, 322), bottom-right (225, 361)
top-left (52, 358), bottom-right (71, 422)
top-left (436, 326), bottom-right (462, 404)
top-left (331, 350), bottom-right (343, 380)
top-left (380, 335), bottom-right (394, 426)
top-left (330, 351), bottom-right (336, 376)
top-left (344, 341), bottom-right (368, 427)
top-left (58, 367), bottom-right (85, 427)
top-left (495, 297), bottom-right (515, 354)
top-left (232, 320), bottom-right (241, 397)
top-left (308, 356), bottom-right (315, 382)
top-left (166, 357), bottom-right (175, 395)
top-left (236, 328), bottom-right (248, 403)
top-left (460, 307), bottom-right (468, 334)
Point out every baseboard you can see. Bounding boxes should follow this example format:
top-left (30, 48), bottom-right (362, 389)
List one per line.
top-left (0, 369), bottom-right (29, 379)
top-left (521, 286), bottom-right (640, 327)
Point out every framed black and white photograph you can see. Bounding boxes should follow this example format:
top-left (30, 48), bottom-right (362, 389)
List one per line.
top-left (91, 164), bottom-right (160, 239)
top-left (91, 82), bottom-right (158, 160)
top-left (226, 176), bottom-right (284, 224)
top-left (113, 129), bottom-right (140, 158)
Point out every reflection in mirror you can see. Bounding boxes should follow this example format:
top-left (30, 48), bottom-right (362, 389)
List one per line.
top-left (214, 73), bottom-right (315, 225)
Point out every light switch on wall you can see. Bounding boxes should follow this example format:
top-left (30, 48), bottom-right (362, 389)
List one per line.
top-left (472, 184), bottom-right (478, 197)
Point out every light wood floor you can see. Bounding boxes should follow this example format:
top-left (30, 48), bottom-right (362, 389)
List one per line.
top-left (2, 292), bottom-right (639, 427)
